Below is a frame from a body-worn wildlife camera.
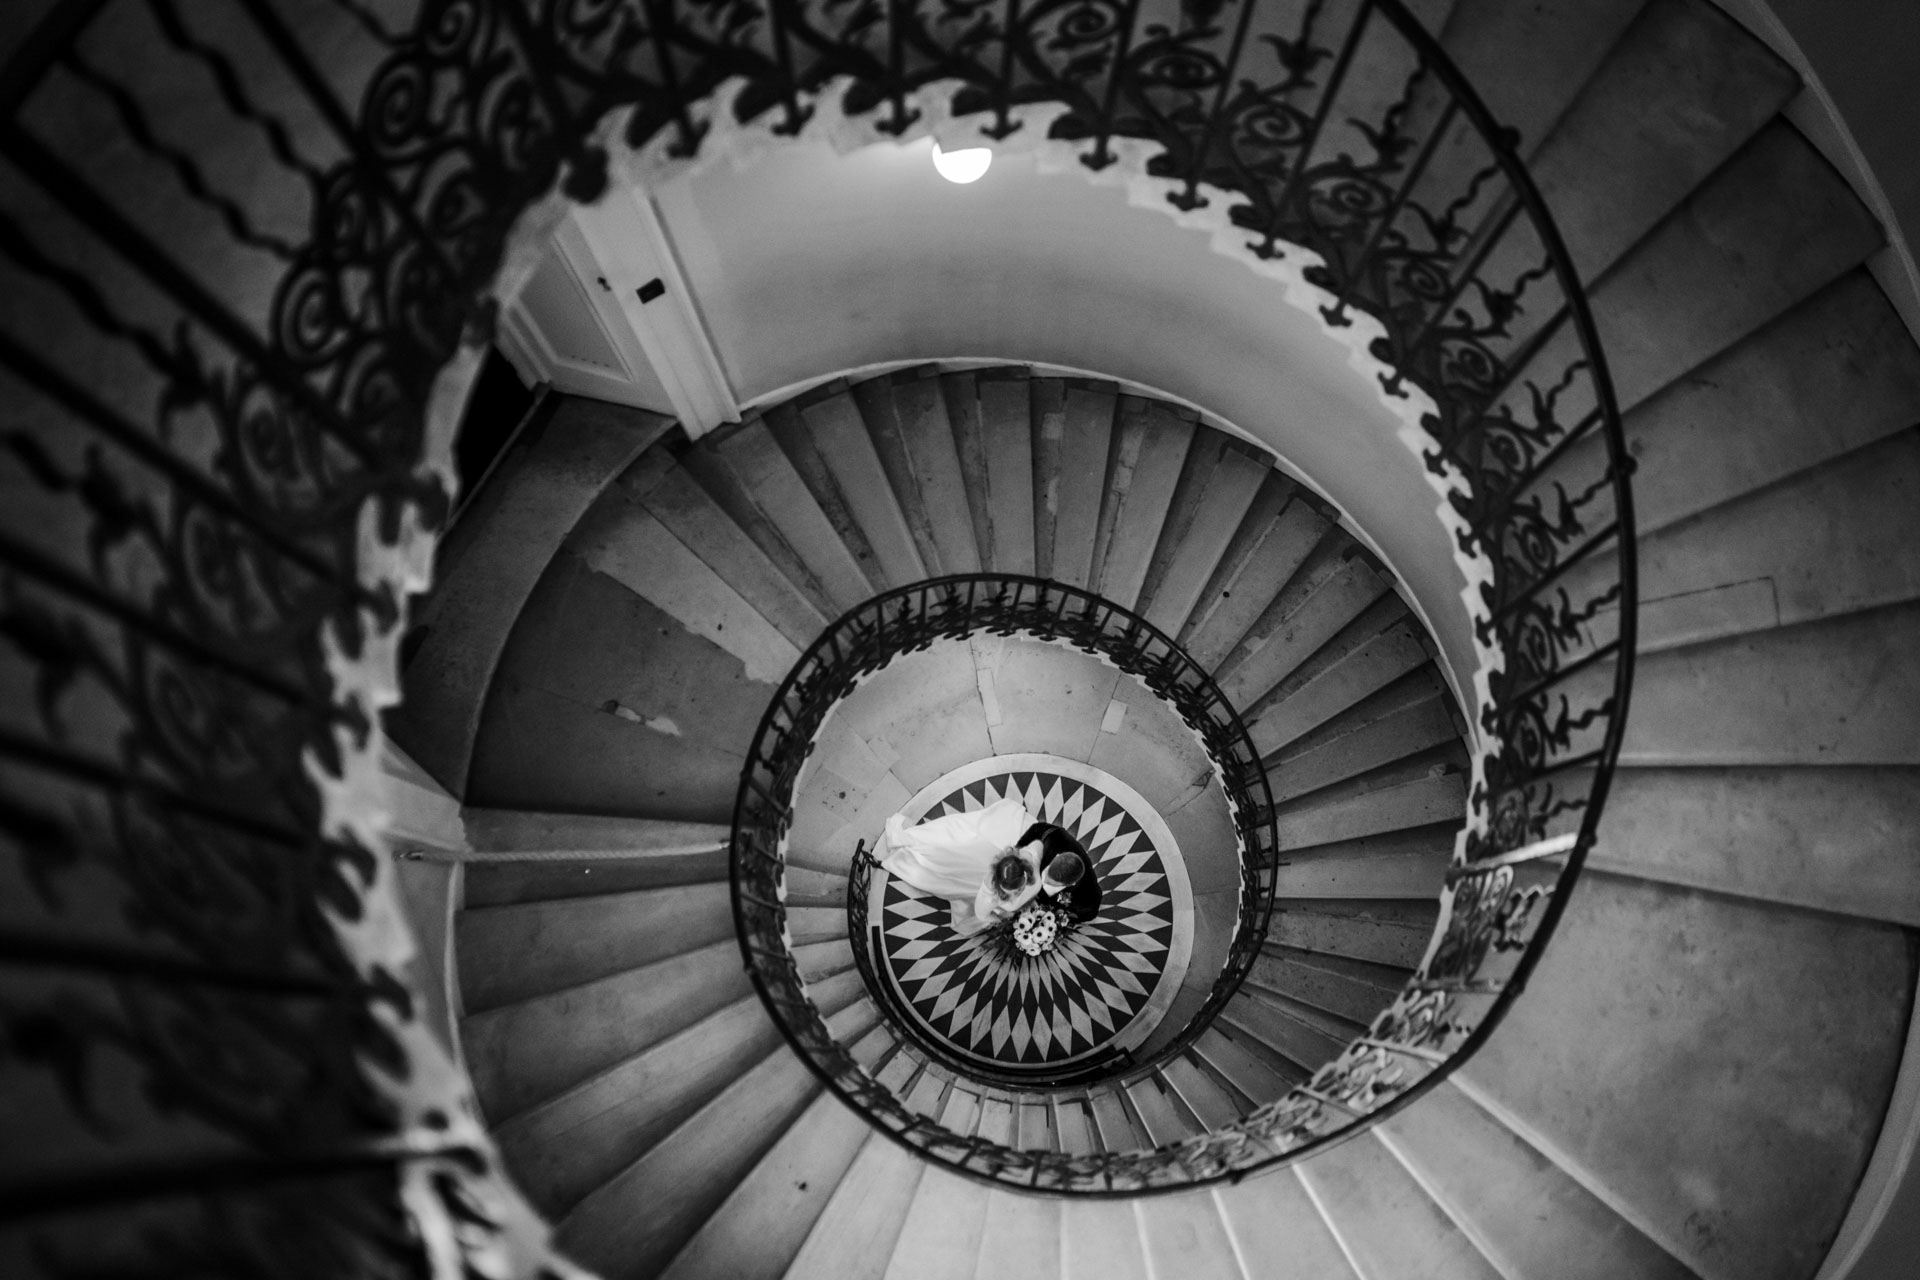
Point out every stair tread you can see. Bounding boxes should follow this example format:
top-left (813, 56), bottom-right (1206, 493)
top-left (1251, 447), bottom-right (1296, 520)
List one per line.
top-left (881, 1167), bottom-right (993, 1280)
top-left (1274, 771), bottom-right (1466, 852)
top-left (1193, 1026), bottom-right (1296, 1107)
top-left (463, 935), bottom-right (752, 1125)
top-left (1273, 819), bottom-right (1455, 897)
top-left (791, 392), bottom-right (926, 589)
top-left (1032, 378), bottom-right (1116, 589)
top-left (659, 1089), bottom-right (870, 1280)
top-left (688, 417), bottom-right (872, 614)
top-left (1136, 1193), bottom-right (1243, 1279)
top-left (1089, 397), bottom-right (1195, 609)
top-left (973, 1190), bottom-right (1062, 1280)
top-left (854, 374), bottom-right (959, 578)
top-left (1218, 551), bottom-right (1389, 710)
top-left (1159, 1056), bottom-right (1242, 1130)
top-left (636, 458), bottom-right (829, 649)
top-left (1590, 764), bottom-right (1920, 925)
top-left (1270, 899), bottom-right (1437, 969)
top-left (1379, 1080), bottom-right (1694, 1280)
top-left (1181, 484), bottom-right (1327, 672)
top-left (557, 1038), bottom-right (822, 1278)
top-left (458, 879), bottom-right (734, 1014)
top-left (1125, 1074), bottom-right (1201, 1147)
top-left (1523, 0), bottom-right (1799, 282)
top-left (389, 396), bottom-right (672, 796)
top-left (1061, 1200), bottom-right (1150, 1280)
top-left (784, 1134), bottom-right (926, 1280)
top-left (1248, 622), bottom-right (1430, 758)
top-left (1139, 433), bottom-right (1271, 635)
top-left (974, 373), bottom-right (1038, 575)
top-left (492, 991), bottom-right (783, 1219)
top-left (1298, 1133), bottom-right (1504, 1280)
top-left (461, 849), bottom-right (729, 908)
top-left (1458, 872), bottom-right (1916, 1279)
top-left (1268, 681), bottom-right (1460, 803)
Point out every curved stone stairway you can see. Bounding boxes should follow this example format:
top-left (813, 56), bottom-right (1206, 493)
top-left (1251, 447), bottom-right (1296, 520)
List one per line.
top-left (390, 1), bottom-right (1920, 1277)
top-left (436, 363), bottom-right (1472, 1275)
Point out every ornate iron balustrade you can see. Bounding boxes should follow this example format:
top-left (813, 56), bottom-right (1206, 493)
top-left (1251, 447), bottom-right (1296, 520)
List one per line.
top-left (0, 0), bottom-right (1632, 1257)
top-left (758, 575), bottom-right (1277, 1094)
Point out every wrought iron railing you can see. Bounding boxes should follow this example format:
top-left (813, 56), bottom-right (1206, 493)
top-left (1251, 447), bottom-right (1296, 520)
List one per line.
top-left (760, 576), bottom-right (1277, 1093)
top-left (0, 0), bottom-right (1632, 1253)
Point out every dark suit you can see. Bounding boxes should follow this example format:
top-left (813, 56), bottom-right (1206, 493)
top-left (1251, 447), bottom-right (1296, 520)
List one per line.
top-left (1019, 822), bottom-right (1101, 923)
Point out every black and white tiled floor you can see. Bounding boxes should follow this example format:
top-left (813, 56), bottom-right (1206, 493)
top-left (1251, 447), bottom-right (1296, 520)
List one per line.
top-left (870, 756), bottom-right (1194, 1072)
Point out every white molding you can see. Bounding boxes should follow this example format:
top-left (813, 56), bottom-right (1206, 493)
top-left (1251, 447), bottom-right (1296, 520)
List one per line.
top-left (569, 186), bottom-right (741, 435)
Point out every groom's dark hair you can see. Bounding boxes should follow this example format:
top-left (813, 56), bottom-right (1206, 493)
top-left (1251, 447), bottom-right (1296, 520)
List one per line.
top-left (1045, 849), bottom-right (1087, 886)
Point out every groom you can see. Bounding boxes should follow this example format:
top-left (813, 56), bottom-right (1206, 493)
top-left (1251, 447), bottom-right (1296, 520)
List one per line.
top-left (1021, 823), bottom-right (1101, 924)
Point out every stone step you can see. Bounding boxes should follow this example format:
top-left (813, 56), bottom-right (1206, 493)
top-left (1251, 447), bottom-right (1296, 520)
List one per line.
top-left (658, 1090), bottom-right (872, 1280)
top-left (1160, 1055), bottom-right (1242, 1131)
top-left (622, 449), bottom-right (829, 650)
top-left (1274, 771), bottom-right (1467, 853)
top-left (1088, 396), bottom-right (1196, 610)
top-left (1571, 121), bottom-right (1883, 415)
top-left (1249, 946), bottom-right (1408, 1027)
top-left (1137, 432), bottom-right (1272, 637)
top-left (1268, 899), bottom-right (1438, 970)
top-left (556, 1034), bottom-right (825, 1280)
top-left (390, 395), bottom-right (673, 796)
top-left (1217, 547), bottom-right (1391, 712)
top-left (1298, 1133), bottom-right (1504, 1280)
top-left (1247, 617), bottom-right (1430, 757)
top-left (1053, 1095), bottom-right (1100, 1157)
top-left (462, 936), bottom-right (755, 1127)
top-left (1378, 1079), bottom-right (1693, 1280)
top-left (682, 415), bottom-right (872, 615)
top-left (1031, 378), bottom-right (1117, 589)
top-left (783, 1132), bottom-right (925, 1280)
top-left (1192, 1025), bottom-right (1298, 1106)
top-left (1135, 1193), bottom-right (1243, 1278)
top-left (1456, 872), bottom-right (1914, 1280)
top-left (1061, 1200), bottom-right (1150, 1280)
top-left (1512, 0), bottom-right (1797, 283)
top-left (458, 846), bottom-right (729, 909)
top-left (974, 1190), bottom-right (1063, 1280)
top-left (1270, 738), bottom-right (1470, 829)
top-left (1615, 601), bottom-right (1920, 766)
top-left (464, 551), bottom-right (767, 820)
top-left (967, 369), bottom-right (1039, 575)
top-left (1588, 765), bottom-right (1920, 926)
top-left (1179, 479), bottom-right (1327, 673)
top-left (493, 972), bottom-right (858, 1220)
top-left (1614, 270), bottom-right (1920, 535)
top-left (1604, 429), bottom-right (1920, 653)
top-left (880, 1166), bottom-right (992, 1280)
top-left (1437, 0), bottom-right (1643, 158)
top-left (1266, 672), bottom-right (1460, 803)
top-left (1271, 824), bottom-right (1454, 900)
top-left (853, 369), bottom-right (980, 577)
top-left (1090, 1085), bottom-right (1151, 1153)
top-left (1125, 1073), bottom-right (1202, 1146)
top-left (1220, 990), bottom-right (1351, 1076)
top-left (458, 879), bottom-right (734, 1014)
top-left (1213, 1162), bottom-right (1358, 1278)
top-left (791, 389), bottom-right (928, 590)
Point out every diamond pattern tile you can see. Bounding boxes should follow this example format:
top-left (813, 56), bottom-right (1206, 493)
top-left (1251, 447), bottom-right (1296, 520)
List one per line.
top-left (875, 769), bottom-right (1180, 1070)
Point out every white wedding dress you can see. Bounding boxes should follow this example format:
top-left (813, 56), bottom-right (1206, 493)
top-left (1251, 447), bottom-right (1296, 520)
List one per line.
top-left (877, 797), bottom-right (1040, 934)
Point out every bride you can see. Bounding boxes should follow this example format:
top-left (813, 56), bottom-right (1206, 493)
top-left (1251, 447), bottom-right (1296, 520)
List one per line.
top-left (874, 797), bottom-right (1043, 936)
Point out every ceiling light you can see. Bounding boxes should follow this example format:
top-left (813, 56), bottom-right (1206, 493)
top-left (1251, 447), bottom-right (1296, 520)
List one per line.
top-left (931, 141), bottom-right (991, 185)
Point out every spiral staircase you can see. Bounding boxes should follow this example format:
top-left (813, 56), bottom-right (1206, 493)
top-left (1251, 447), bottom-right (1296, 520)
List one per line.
top-left (2, 0), bottom-right (1919, 1278)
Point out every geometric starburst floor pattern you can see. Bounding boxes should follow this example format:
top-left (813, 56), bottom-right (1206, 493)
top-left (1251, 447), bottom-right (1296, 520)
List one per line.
top-left (869, 755), bottom-right (1193, 1073)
